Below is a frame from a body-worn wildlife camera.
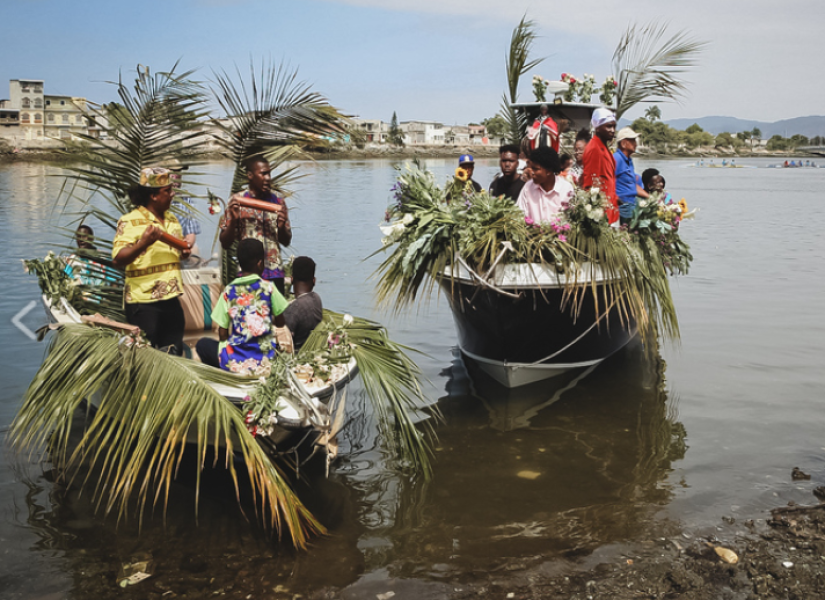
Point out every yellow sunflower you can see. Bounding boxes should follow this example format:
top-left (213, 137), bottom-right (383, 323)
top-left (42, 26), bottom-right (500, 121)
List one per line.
top-left (678, 198), bottom-right (688, 214)
top-left (455, 167), bottom-right (469, 182)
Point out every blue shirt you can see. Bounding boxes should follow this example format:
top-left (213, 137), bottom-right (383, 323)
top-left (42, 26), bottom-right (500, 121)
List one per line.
top-left (173, 197), bottom-right (202, 236)
top-left (614, 150), bottom-right (639, 218)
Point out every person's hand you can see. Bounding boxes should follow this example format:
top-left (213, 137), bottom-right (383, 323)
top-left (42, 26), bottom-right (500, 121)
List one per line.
top-left (139, 225), bottom-right (162, 247)
top-left (274, 326), bottom-right (294, 354)
top-left (275, 204), bottom-right (289, 228)
top-left (181, 245), bottom-right (192, 259)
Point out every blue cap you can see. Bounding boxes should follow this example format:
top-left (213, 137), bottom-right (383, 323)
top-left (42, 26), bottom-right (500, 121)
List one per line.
top-left (458, 154), bottom-right (474, 165)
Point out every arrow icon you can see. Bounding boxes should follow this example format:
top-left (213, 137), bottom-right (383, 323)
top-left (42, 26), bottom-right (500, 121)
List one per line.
top-left (12, 300), bottom-right (38, 341)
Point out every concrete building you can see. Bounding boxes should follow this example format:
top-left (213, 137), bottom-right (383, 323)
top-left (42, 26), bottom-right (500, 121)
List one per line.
top-left (2, 79), bottom-right (98, 145)
top-left (401, 121), bottom-right (445, 145)
top-left (352, 118), bottom-right (388, 143)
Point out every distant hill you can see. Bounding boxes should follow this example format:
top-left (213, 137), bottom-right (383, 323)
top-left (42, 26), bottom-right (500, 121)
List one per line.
top-left (659, 116), bottom-right (825, 138)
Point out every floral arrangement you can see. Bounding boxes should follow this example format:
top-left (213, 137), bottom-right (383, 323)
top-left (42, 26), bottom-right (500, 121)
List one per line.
top-left (532, 75), bottom-right (550, 102)
top-left (561, 73), bottom-right (596, 103)
top-left (626, 194), bottom-right (694, 275)
top-left (375, 162), bottom-right (695, 345)
top-left (599, 76), bottom-right (619, 106)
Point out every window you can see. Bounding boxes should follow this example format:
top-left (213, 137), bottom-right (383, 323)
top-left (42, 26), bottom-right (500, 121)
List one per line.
top-left (22, 98), bottom-right (31, 108)
top-left (21, 112), bottom-right (29, 123)
top-left (45, 99), bottom-right (51, 106)
top-left (34, 86), bottom-right (43, 93)
top-left (34, 98), bottom-right (42, 108)
top-left (76, 114), bottom-right (85, 125)
top-left (62, 114), bottom-right (69, 124)
top-left (60, 100), bottom-right (66, 106)
top-left (34, 113), bottom-right (42, 123)
top-left (47, 113), bottom-right (54, 123)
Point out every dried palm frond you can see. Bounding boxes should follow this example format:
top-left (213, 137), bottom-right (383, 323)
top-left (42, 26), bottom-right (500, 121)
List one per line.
top-left (500, 16), bottom-right (543, 144)
top-left (612, 22), bottom-right (706, 120)
top-left (9, 324), bottom-right (322, 548)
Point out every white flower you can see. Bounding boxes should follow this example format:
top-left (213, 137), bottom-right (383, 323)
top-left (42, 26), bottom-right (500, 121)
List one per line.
top-left (402, 213), bottom-right (415, 225)
top-left (585, 204), bottom-right (593, 212)
top-left (638, 200), bottom-right (647, 208)
top-left (343, 313), bottom-right (354, 326)
top-left (592, 208), bottom-right (604, 220)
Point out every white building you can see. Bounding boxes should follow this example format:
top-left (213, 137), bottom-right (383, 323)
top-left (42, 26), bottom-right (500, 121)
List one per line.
top-left (352, 118), bottom-right (388, 143)
top-left (401, 121), bottom-right (445, 145)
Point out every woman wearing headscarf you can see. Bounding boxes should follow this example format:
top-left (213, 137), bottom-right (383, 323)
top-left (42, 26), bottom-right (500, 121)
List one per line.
top-left (113, 167), bottom-right (192, 354)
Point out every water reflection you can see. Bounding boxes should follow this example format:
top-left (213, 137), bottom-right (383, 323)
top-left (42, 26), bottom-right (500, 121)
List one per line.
top-left (368, 340), bottom-right (687, 575)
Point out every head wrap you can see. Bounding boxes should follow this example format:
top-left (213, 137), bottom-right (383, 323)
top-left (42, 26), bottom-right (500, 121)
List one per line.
top-left (590, 108), bottom-right (616, 130)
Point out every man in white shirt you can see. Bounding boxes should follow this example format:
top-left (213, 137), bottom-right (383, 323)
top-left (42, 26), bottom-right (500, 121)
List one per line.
top-left (516, 147), bottom-right (574, 224)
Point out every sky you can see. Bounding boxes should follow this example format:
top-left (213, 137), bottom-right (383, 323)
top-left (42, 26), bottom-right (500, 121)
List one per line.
top-left (2, 0), bottom-right (823, 126)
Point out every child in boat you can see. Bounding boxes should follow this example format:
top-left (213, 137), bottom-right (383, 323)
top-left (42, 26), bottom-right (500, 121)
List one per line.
top-left (283, 256), bottom-right (323, 352)
top-left (195, 238), bottom-right (293, 376)
top-left (641, 168), bottom-right (673, 203)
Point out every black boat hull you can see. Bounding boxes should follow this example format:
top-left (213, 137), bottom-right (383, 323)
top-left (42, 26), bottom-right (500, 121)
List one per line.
top-left (439, 269), bottom-right (637, 387)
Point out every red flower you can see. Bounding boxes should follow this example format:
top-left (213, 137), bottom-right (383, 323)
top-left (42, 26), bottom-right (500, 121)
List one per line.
top-left (561, 72), bottom-right (568, 79)
top-left (570, 77), bottom-right (577, 84)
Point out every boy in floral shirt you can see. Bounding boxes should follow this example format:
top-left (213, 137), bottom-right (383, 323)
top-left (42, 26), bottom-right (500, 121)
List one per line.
top-left (196, 239), bottom-right (293, 376)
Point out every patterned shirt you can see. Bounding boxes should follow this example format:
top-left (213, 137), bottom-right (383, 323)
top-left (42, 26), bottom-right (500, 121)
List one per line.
top-left (112, 207), bottom-right (184, 304)
top-left (211, 274), bottom-right (289, 376)
top-left (221, 190), bottom-right (287, 280)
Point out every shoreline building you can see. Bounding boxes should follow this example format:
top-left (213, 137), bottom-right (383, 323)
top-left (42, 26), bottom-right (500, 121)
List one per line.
top-left (0, 79), bottom-right (99, 146)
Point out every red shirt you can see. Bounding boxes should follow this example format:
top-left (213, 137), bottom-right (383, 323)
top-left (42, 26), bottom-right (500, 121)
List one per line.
top-left (582, 136), bottom-right (618, 224)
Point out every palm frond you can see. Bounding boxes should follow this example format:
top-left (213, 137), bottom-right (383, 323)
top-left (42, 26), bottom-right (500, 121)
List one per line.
top-left (210, 59), bottom-right (348, 195)
top-left (612, 22), bottom-right (706, 120)
top-left (298, 311), bottom-right (438, 480)
top-left (500, 16), bottom-right (543, 144)
top-left (9, 324), bottom-right (323, 548)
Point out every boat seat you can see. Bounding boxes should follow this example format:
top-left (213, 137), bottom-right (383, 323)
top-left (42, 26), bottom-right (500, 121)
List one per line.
top-left (180, 267), bottom-right (222, 362)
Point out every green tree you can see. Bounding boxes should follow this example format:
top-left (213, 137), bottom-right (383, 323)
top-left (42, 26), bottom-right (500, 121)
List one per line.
top-left (766, 135), bottom-right (788, 151)
top-left (685, 123), bottom-right (703, 134)
top-left (715, 132), bottom-right (734, 148)
top-left (388, 111), bottom-right (404, 146)
top-left (750, 127), bottom-right (762, 149)
top-left (645, 105), bottom-right (661, 122)
top-left (789, 134), bottom-right (809, 148)
top-left (482, 115), bottom-right (509, 142)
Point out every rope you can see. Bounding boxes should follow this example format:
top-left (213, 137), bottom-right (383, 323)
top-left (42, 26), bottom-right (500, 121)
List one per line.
top-left (513, 293), bottom-right (627, 369)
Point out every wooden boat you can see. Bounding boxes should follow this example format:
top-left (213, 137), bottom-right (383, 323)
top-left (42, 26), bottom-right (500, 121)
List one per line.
top-left (440, 260), bottom-right (636, 388)
top-left (41, 263), bottom-right (357, 460)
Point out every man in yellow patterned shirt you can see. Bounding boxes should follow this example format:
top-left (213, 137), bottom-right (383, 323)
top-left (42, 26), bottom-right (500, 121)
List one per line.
top-left (113, 167), bottom-right (191, 354)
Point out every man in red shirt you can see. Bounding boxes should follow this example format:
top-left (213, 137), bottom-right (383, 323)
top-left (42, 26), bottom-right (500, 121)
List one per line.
top-left (581, 108), bottom-right (618, 224)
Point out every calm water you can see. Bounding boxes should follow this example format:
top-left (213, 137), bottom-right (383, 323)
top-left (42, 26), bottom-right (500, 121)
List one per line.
top-left (1, 158), bottom-right (824, 598)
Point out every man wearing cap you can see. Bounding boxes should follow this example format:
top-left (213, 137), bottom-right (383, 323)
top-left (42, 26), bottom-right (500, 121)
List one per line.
top-left (458, 154), bottom-right (483, 193)
top-left (582, 107), bottom-right (619, 224)
top-left (114, 167), bottom-right (191, 354)
top-left (283, 256), bottom-right (323, 351)
top-left (614, 127), bottom-right (650, 224)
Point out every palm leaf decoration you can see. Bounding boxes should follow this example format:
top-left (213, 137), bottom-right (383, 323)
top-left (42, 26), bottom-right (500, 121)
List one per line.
top-left (45, 64), bottom-right (210, 320)
top-left (612, 22), bottom-right (706, 120)
top-left (500, 16), bottom-right (543, 144)
top-left (210, 59), bottom-right (348, 283)
top-left (211, 59), bottom-right (347, 196)
top-left (9, 324), bottom-right (323, 548)
top-left (299, 311), bottom-right (437, 479)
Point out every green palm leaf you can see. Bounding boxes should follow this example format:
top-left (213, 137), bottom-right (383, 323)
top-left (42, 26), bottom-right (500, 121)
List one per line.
top-left (500, 16), bottom-right (543, 144)
top-left (9, 324), bottom-right (323, 547)
top-left (612, 22), bottom-right (706, 120)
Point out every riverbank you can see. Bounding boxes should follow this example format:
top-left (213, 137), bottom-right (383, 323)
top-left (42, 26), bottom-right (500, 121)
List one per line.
top-left (2, 143), bottom-right (820, 165)
top-left (308, 478), bottom-right (825, 600)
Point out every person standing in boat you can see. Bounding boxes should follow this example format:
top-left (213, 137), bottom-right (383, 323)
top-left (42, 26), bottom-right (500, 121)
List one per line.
top-left (613, 127), bottom-right (649, 225)
top-left (516, 147), bottom-right (574, 224)
top-left (457, 154), bottom-right (483, 192)
top-left (283, 256), bottom-right (323, 352)
top-left (570, 128), bottom-right (591, 186)
top-left (113, 167), bottom-right (191, 354)
top-left (527, 104), bottom-right (560, 152)
top-left (219, 155), bottom-right (292, 295)
top-left (488, 144), bottom-right (525, 201)
top-left (196, 238), bottom-right (293, 375)
top-left (582, 108), bottom-right (618, 225)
